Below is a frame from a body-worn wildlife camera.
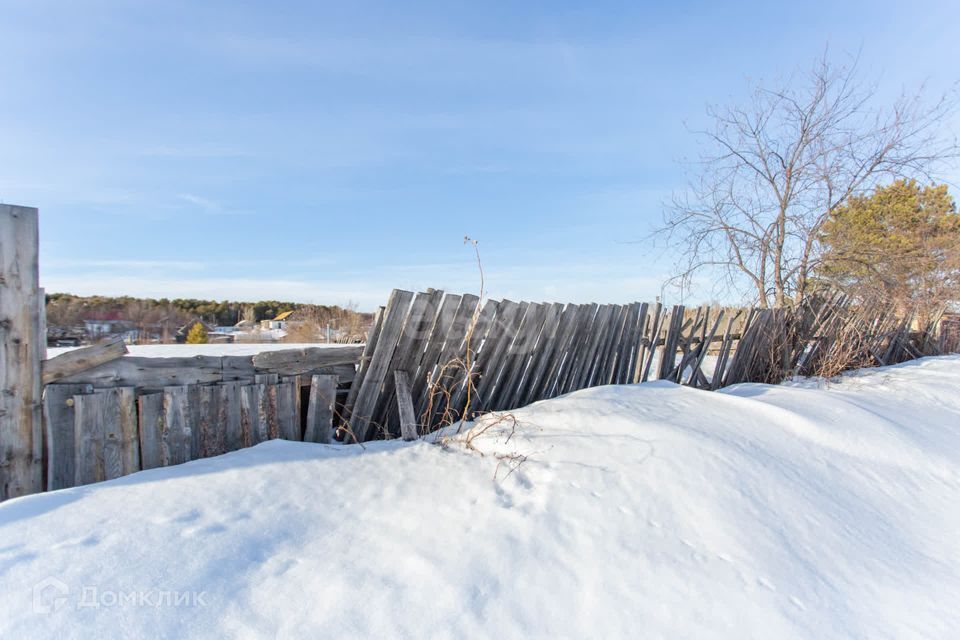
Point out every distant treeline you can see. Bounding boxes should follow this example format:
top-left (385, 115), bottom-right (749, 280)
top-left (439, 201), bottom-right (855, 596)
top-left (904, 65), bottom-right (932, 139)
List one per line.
top-left (45, 293), bottom-right (367, 328)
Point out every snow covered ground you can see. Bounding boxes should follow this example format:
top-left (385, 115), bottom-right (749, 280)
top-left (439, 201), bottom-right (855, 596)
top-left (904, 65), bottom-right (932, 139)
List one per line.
top-left (46, 342), bottom-right (358, 358)
top-left (2, 356), bottom-right (959, 639)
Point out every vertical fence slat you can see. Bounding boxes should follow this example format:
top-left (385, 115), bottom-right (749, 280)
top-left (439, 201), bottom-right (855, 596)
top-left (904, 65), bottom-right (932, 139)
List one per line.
top-left (73, 392), bottom-right (106, 485)
top-left (138, 393), bottom-right (164, 470)
top-left (305, 374), bottom-right (338, 443)
top-left (43, 383), bottom-right (93, 490)
top-left (162, 386), bottom-right (193, 466)
top-left (347, 289), bottom-right (416, 442)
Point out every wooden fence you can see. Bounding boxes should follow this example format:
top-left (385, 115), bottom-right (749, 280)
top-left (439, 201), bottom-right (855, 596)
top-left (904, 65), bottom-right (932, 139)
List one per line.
top-left (1, 204), bottom-right (954, 499)
top-left (43, 372), bottom-right (340, 491)
top-left (39, 345), bottom-right (360, 491)
top-left (341, 289), bottom-right (949, 442)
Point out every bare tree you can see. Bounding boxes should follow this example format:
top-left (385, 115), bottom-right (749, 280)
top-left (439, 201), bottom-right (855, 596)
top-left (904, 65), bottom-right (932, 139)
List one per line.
top-left (659, 54), bottom-right (958, 308)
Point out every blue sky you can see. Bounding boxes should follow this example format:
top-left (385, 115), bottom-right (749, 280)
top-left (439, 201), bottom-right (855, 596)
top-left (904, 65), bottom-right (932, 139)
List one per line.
top-left (2, 0), bottom-right (958, 310)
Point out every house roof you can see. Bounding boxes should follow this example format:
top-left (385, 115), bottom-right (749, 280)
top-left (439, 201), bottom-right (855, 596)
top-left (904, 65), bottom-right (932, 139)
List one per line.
top-left (272, 310), bottom-right (295, 321)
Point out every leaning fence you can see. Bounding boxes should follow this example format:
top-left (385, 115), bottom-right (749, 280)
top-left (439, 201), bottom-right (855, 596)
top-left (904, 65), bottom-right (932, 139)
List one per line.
top-left (340, 289), bottom-right (953, 442)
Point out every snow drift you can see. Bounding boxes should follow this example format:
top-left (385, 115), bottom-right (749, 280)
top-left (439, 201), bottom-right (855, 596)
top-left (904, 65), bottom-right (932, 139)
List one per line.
top-left (2, 356), bottom-right (959, 639)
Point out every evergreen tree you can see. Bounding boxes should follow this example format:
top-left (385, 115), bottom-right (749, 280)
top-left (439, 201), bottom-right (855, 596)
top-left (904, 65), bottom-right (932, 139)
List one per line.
top-left (819, 179), bottom-right (960, 321)
top-left (185, 322), bottom-right (209, 344)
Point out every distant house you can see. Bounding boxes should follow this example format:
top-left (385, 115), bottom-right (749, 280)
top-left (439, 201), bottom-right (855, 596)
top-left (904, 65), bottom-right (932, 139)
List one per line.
top-left (262, 310), bottom-right (296, 331)
top-left (83, 311), bottom-right (135, 340)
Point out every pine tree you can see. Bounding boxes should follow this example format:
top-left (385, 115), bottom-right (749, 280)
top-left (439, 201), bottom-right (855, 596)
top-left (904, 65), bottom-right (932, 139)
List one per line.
top-left (185, 322), bottom-right (209, 344)
top-left (819, 179), bottom-right (960, 321)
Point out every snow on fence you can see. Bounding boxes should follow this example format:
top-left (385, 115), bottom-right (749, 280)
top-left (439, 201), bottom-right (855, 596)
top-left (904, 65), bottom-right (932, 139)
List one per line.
top-left (341, 288), bottom-right (951, 442)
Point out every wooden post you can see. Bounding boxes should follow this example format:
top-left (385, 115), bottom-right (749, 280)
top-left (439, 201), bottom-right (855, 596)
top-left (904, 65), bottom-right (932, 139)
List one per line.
top-left (0, 205), bottom-right (43, 500)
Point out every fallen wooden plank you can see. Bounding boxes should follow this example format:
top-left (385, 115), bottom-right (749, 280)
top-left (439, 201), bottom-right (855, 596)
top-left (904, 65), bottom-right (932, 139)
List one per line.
top-left (42, 336), bottom-right (128, 385)
top-left (251, 345), bottom-right (363, 375)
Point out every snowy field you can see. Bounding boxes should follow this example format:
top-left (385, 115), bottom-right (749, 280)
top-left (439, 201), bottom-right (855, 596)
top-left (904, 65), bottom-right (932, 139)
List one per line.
top-left (2, 356), bottom-right (959, 638)
top-left (46, 343), bottom-right (358, 358)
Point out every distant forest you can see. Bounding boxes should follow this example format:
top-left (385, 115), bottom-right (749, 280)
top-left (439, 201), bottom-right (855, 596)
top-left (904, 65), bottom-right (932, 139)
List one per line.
top-left (45, 293), bottom-right (367, 328)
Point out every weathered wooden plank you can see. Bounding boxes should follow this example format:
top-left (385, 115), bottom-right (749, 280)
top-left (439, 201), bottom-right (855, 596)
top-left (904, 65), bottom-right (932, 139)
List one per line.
top-left (73, 392), bottom-right (106, 485)
top-left (555, 303), bottom-right (598, 395)
top-left (410, 294), bottom-right (462, 420)
top-left (113, 387), bottom-right (140, 476)
top-left (43, 383), bottom-right (93, 490)
top-left (260, 383), bottom-right (279, 439)
top-left (448, 299), bottom-right (501, 419)
top-left (346, 289), bottom-right (415, 442)
top-left (276, 380), bottom-right (300, 440)
top-left (640, 303), bottom-right (664, 382)
top-left (688, 310), bottom-right (724, 388)
top-left (304, 374), bottom-right (338, 444)
top-left (658, 305), bottom-right (685, 381)
top-left (425, 293), bottom-right (481, 427)
top-left (470, 300), bottom-right (522, 413)
top-left (251, 345), bottom-right (363, 374)
top-left (573, 304), bottom-right (614, 391)
top-left (255, 373), bottom-right (279, 385)
top-left (394, 371), bottom-right (418, 441)
top-left (58, 356), bottom-right (226, 389)
top-left (489, 303), bottom-right (547, 411)
top-left (42, 336), bottom-right (128, 385)
top-left (162, 386), bottom-right (192, 466)
top-left (198, 386), bottom-right (224, 457)
top-left (99, 391), bottom-right (125, 481)
top-left (594, 304), bottom-right (627, 386)
top-left (0, 204), bottom-right (43, 499)
top-left (615, 303), bottom-right (641, 385)
top-left (535, 303), bottom-right (587, 399)
top-left (239, 384), bottom-right (261, 447)
top-left (630, 303), bottom-right (650, 384)
top-left (187, 384), bottom-right (202, 459)
top-left (138, 393), bottom-right (164, 470)
top-left (510, 302), bottom-right (563, 409)
top-left (343, 306), bottom-right (384, 419)
top-left (71, 388), bottom-right (135, 484)
top-left (710, 311), bottom-right (740, 391)
top-left (219, 382), bottom-right (244, 451)
top-left (372, 291), bottom-right (436, 435)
